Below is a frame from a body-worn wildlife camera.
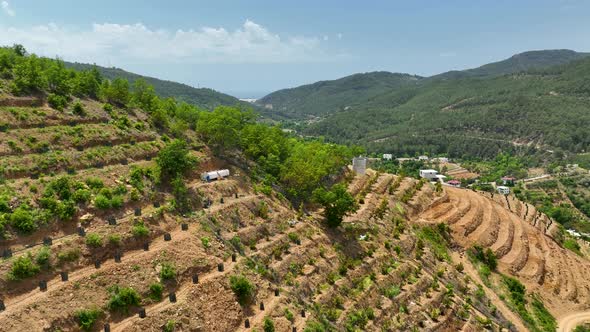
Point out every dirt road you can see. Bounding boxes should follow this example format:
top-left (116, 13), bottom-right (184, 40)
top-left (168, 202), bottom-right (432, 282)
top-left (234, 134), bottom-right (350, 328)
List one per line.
top-left (557, 311), bottom-right (590, 332)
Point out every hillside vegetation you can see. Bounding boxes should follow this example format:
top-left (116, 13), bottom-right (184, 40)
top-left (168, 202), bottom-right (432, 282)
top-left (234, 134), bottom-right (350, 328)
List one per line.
top-left (65, 62), bottom-right (251, 111)
top-left (0, 44), bottom-right (532, 332)
top-left (261, 50), bottom-right (590, 160)
top-left (256, 72), bottom-right (421, 119)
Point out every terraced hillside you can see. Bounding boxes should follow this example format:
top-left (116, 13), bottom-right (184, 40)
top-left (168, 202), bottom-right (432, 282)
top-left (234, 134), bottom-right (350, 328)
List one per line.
top-left (417, 186), bottom-right (590, 330)
top-left (0, 100), bottom-right (513, 332)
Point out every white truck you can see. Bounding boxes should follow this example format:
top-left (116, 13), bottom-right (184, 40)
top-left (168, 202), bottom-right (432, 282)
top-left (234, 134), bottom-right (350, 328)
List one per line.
top-left (201, 169), bottom-right (230, 182)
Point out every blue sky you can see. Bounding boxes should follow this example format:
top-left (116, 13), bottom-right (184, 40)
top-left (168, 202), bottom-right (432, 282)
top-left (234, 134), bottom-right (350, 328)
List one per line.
top-left (1, 0), bottom-right (590, 98)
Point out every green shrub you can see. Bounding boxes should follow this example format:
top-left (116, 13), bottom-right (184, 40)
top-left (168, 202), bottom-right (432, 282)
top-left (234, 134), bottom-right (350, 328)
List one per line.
top-left (107, 286), bottom-right (141, 313)
top-left (201, 236), bottom-right (211, 248)
top-left (35, 246), bottom-right (51, 267)
top-left (110, 195), bottom-right (124, 208)
top-left (8, 254), bottom-right (40, 280)
top-left (85, 177), bottom-right (104, 189)
top-left (57, 248), bottom-right (80, 262)
top-left (148, 282), bottom-right (163, 301)
top-left (288, 232), bottom-right (300, 243)
top-left (229, 274), bottom-right (255, 305)
top-left (383, 285), bottom-right (401, 299)
top-left (94, 194), bottom-right (111, 209)
top-left (132, 221), bottom-right (149, 237)
top-left (163, 320), bottom-right (176, 332)
top-left (263, 316), bottom-right (275, 332)
top-left (10, 205), bottom-right (35, 233)
top-left (159, 262), bottom-right (176, 281)
top-left (72, 189), bottom-right (91, 204)
top-left (76, 308), bottom-right (102, 331)
top-left (48, 93), bottom-right (68, 110)
top-left (103, 103), bottom-right (113, 113)
top-left (108, 234), bottom-right (122, 246)
top-left (85, 233), bottom-right (103, 247)
top-left (73, 102), bottom-right (87, 116)
top-left (284, 308), bottom-right (294, 322)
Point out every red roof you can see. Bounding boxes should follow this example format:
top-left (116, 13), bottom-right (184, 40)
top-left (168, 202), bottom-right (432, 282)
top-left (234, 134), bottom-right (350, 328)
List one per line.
top-left (447, 180), bottom-right (461, 185)
top-left (502, 177), bottom-right (516, 181)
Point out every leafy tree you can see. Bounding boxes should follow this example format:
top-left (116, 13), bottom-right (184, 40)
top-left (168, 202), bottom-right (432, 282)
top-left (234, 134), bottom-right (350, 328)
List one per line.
top-left (197, 106), bottom-right (256, 150)
top-left (11, 54), bottom-right (47, 94)
top-left (101, 78), bottom-right (130, 106)
top-left (313, 184), bottom-right (358, 228)
top-left (132, 78), bottom-right (158, 113)
top-left (46, 59), bottom-right (72, 96)
top-left (157, 139), bottom-right (196, 180)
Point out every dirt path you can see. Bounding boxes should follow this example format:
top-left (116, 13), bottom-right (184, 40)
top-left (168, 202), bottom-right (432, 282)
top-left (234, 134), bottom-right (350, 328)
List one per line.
top-left (557, 311), bottom-right (590, 332)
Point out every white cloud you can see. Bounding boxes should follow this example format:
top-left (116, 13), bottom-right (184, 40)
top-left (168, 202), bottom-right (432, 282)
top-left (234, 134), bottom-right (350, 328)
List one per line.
top-left (0, 20), bottom-right (326, 65)
top-left (337, 33), bottom-right (343, 40)
top-left (1, 1), bottom-right (15, 16)
top-left (323, 35), bottom-right (329, 41)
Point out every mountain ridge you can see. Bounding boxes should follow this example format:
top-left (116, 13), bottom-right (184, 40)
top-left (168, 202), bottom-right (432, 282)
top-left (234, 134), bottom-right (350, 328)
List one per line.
top-left (65, 62), bottom-right (253, 110)
top-left (258, 49), bottom-right (590, 120)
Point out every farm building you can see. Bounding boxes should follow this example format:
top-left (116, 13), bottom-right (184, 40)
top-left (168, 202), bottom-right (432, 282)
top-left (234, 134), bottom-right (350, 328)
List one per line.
top-left (418, 155), bottom-right (429, 161)
top-left (497, 186), bottom-right (510, 195)
top-left (383, 154), bottom-right (393, 161)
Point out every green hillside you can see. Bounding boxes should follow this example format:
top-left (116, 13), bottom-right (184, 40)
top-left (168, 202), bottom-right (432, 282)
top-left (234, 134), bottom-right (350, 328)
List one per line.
top-left (433, 49), bottom-right (590, 80)
top-left (65, 62), bottom-right (250, 110)
top-left (304, 56), bottom-right (590, 159)
top-left (259, 50), bottom-right (589, 122)
top-left (256, 71), bottom-right (421, 119)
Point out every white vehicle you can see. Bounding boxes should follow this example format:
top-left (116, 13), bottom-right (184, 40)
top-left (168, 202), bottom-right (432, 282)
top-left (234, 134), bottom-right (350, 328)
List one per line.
top-left (201, 169), bottom-right (230, 182)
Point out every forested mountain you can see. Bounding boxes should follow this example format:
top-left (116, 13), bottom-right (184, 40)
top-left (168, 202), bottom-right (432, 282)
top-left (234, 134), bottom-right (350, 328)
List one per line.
top-left (259, 50), bottom-right (589, 121)
top-left (256, 71), bottom-right (421, 119)
top-left (305, 56), bottom-right (590, 159)
top-left (258, 50), bottom-right (590, 159)
top-left (65, 62), bottom-right (251, 110)
top-left (433, 49), bottom-right (590, 80)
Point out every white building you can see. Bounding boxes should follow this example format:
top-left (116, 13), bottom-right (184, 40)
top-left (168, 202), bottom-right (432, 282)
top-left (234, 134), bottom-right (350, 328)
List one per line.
top-left (418, 155), bottom-right (429, 161)
top-left (419, 169), bottom-right (439, 180)
top-left (497, 186), bottom-right (510, 195)
top-left (383, 154), bottom-right (393, 161)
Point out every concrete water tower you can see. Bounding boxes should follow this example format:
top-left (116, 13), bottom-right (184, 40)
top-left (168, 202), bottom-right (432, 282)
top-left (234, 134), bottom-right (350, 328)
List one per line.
top-left (352, 157), bottom-right (368, 175)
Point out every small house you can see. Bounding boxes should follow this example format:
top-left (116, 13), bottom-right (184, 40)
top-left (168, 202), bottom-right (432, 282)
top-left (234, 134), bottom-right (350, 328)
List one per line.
top-left (497, 186), bottom-right (510, 195)
top-left (383, 154), bottom-right (393, 161)
top-left (201, 169), bottom-right (230, 182)
top-left (419, 169), bottom-right (439, 180)
top-left (418, 155), bottom-right (429, 161)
